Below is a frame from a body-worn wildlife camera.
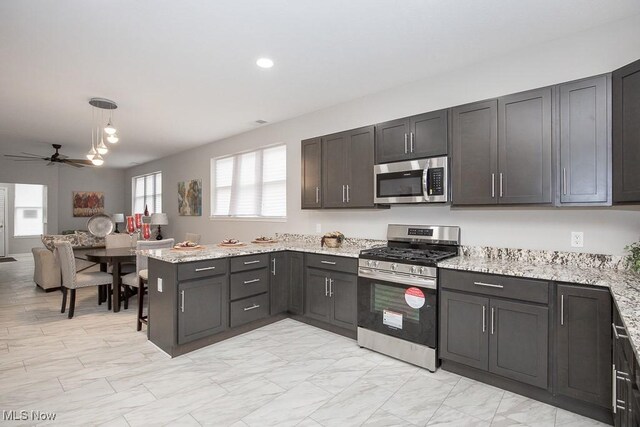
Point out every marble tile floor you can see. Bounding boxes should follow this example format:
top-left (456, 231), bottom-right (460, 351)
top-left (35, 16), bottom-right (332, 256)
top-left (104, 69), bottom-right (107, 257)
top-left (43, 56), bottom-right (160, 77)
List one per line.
top-left (0, 254), bottom-right (608, 426)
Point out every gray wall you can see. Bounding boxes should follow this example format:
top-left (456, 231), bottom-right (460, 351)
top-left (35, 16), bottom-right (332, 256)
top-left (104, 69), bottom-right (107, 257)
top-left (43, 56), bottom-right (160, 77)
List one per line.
top-left (120, 15), bottom-right (638, 255)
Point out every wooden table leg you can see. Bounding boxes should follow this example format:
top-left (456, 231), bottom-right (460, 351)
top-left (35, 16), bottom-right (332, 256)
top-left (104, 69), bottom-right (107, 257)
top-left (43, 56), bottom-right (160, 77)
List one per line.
top-left (113, 261), bottom-right (121, 312)
top-left (98, 263), bottom-right (108, 304)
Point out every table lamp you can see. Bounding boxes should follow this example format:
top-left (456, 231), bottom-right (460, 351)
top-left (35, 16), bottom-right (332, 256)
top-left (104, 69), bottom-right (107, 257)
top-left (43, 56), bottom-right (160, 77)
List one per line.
top-left (112, 213), bottom-right (125, 233)
top-left (151, 213), bottom-right (169, 240)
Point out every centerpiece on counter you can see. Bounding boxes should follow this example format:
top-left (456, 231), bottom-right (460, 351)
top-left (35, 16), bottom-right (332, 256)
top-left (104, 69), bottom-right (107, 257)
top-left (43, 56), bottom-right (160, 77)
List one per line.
top-left (218, 238), bottom-right (246, 247)
top-left (321, 231), bottom-right (344, 248)
top-left (252, 236), bottom-right (278, 244)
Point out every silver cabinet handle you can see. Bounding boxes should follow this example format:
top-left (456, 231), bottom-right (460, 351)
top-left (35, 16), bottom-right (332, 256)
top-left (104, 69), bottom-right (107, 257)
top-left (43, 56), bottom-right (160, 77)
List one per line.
top-left (180, 290), bottom-right (185, 313)
top-left (491, 173), bottom-right (495, 198)
top-left (560, 295), bottom-right (564, 326)
top-left (321, 260), bottom-right (336, 265)
top-left (315, 186), bottom-right (320, 204)
top-left (410, 132), bottom-right (415, 153)
top-left (499, 173), bottom-right (503, 198)
top-left (342, 185), bottom-right (346, 203)
top-left (491, 307), bottom-right (495, 335)
top-left (563, 168), bottom-right (567, 195)
top-left (243, 304), bottom-right (260, 311)
top-left (329, 278), bottom-right (334, 297)
top-left (195, 266), bottom-right (216, 272)
top-left (613, 364), bottom-right (617, 413)
top-left (243, 278), bottom-right (260, 284)
top-left (243, 260), bottom-right (260, 265)
top-left (613, 322), bottom-right (629, 339)
top-left (346, 185), bottom-right (350, 203)
top-left (271, 258), bottom-right (276, 275)
top-left (482, 305), bottom-right (486, 333)
top-left (473, 281), bottom-right (503, 289)
top-left (324, 277), bottom-right (328, 296)
top-left (404, 133), bottom-right (408, 154)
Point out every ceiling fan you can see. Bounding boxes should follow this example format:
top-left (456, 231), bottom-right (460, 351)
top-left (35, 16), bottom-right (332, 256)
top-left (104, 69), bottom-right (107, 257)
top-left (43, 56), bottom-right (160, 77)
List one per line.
top-left (4, 144), bottom-right (94, 168)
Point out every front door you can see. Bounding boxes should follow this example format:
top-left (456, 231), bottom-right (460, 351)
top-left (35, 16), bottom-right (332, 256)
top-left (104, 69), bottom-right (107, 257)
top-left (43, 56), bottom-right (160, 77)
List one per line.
top-left (0, 187), bottom-right (6, 257)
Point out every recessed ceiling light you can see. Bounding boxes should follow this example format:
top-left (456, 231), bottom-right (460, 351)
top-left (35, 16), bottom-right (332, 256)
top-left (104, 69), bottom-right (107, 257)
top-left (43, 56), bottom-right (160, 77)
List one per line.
top-left (256, 57), bottom-right (274, 69)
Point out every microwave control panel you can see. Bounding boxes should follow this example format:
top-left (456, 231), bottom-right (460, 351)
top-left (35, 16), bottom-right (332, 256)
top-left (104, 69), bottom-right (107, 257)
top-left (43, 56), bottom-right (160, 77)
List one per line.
top-left (427, 167), bottom-right (445, 196)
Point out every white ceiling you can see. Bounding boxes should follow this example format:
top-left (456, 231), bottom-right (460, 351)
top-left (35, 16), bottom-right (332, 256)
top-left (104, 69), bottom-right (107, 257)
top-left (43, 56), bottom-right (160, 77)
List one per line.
top-left (1, 0), bottom-right (639, 168)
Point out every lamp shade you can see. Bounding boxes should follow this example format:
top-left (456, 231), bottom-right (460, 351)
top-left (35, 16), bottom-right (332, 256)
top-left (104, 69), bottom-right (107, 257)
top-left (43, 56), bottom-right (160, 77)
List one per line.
top-left (150, 213), bottom-right (169, 226)
top-left (112, 213), bottom-right (125, 223)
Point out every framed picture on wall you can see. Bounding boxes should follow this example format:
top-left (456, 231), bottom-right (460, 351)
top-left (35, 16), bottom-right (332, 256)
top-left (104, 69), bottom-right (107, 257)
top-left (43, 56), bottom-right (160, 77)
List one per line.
top-left (73, 191), bottom-right (105, 217)
top-left (178, 179), bottom-right (202, 216)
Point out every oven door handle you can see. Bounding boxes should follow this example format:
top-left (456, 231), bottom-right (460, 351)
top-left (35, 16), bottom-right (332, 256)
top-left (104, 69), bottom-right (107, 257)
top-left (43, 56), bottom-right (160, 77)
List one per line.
top-left (358, 268), bottom-right (436, 290)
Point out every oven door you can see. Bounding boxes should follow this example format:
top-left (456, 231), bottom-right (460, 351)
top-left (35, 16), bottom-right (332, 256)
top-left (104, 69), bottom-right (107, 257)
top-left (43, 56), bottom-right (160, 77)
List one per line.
top-left (357, 267), bottom-right (437, 348)
top-left (374, 159), bottom-right (428, 203)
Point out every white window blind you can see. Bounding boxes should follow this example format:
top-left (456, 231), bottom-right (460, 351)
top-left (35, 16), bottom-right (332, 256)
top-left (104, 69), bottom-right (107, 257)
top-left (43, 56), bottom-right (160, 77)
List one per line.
top-left (211, 144), bottom-right (286, 218)
top-left (132, 172), bottom-right (162, 214)
top-left (14, 184), bottom-right (46, 236)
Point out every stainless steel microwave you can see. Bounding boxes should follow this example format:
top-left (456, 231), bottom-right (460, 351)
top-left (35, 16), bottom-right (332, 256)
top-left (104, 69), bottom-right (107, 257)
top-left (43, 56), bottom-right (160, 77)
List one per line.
top-left (374, 156), bottom-right (448, 204)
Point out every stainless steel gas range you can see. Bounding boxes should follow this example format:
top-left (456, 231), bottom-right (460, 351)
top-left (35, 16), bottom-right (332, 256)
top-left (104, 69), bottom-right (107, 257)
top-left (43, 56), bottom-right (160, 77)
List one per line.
top-left (357, 224), bottom-right (460, 372)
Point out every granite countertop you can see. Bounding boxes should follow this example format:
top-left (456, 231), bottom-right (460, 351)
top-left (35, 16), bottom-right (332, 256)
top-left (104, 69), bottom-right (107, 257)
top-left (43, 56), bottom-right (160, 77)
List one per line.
top-left (438, 253), bottom-right (640, 361)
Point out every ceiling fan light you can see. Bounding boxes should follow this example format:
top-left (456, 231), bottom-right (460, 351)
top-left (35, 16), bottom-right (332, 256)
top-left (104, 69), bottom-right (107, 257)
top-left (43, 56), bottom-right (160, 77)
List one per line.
top-left (91, 153), bottom-right (104, 166)
top-left (104, 120), bottom-right (117, 135)
top-left (107, 133), bottom-right (119, 144)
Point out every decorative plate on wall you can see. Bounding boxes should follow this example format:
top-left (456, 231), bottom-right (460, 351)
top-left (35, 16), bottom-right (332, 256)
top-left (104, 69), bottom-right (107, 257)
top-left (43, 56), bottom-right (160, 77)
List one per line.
top-left (87, 214), bottom-right (114, 237)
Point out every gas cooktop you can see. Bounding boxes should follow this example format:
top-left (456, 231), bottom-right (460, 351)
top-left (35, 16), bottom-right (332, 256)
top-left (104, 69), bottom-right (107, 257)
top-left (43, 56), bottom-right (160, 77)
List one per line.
top-left (360, 246), bottom-right (457, 267)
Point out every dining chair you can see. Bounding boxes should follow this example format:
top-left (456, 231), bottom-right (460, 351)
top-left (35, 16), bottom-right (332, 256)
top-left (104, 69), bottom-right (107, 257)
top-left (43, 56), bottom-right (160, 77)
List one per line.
top-left (105, 233), bottom-right (138, 307)
top-left (122, 238), bottom-right (175, 331)
top-left (185, 233), bottom-right (201, 244)
top-left (54, 241), bottom-right (114, 319)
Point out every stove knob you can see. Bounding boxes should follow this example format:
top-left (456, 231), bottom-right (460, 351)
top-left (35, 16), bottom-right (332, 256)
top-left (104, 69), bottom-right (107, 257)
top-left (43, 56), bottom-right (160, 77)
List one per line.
top-left (410, 266), bottom-right (417, 274)
top-left (391, 263), bottom-right (398, 271)
top-left (374, 261), bottom-right (380, 268)
top-left (420, 267), bottom-right (426, 275)
top-left (366, 260), bottom-right (373, 267)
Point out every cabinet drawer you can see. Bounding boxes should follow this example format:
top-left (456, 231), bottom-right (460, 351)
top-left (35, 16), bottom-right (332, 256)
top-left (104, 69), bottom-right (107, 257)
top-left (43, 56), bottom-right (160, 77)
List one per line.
top-left (230, 254), bottom-right (269, 273)
top-left (306, 254), bottom-right (357, 274)
top-left (230, 293), bottom-right (269, 328)
top-left (230, 268), bottom-right (269, 301)
top-left (177, 258), bottom-right (228, 281)
top-left (440, 269), bottom-right (548, 304)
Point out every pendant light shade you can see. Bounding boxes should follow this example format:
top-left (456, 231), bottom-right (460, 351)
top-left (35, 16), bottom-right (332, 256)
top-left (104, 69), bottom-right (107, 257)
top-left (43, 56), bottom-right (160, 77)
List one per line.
top-left (107, 133), bottom-right (119, 144)
top-left (88, 98), bottom-right (120, 166)
top-left (91, 152), bottom-right (104, 166)
top-left (86, 145), bottom-right (97, 160)
top-left (104, 120), bottom-right (117, 135)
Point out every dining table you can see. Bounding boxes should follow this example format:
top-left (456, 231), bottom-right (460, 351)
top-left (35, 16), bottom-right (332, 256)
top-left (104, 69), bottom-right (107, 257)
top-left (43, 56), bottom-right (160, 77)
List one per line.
top-left (85, 247), bottom-right (136, 313)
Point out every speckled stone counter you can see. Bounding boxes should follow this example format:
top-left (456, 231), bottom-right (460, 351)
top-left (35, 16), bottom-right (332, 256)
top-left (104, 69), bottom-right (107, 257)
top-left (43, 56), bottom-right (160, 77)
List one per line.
top-left (438, 251), bottom-right (640, 361)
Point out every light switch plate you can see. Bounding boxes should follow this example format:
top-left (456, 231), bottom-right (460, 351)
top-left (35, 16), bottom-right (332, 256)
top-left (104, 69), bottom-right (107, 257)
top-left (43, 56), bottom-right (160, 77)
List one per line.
top-left (315, 223), bottom-right (321, 233)
top-left (157, 277), bottom-right (163, 292)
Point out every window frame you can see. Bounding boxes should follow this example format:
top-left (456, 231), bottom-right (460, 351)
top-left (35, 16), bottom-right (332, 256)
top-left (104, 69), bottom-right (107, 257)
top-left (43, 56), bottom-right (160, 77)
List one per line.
top-left (131, 171), bottom-right (163, 215)
top-left (210, 143), bottom-right (287, 221)
top-left (13, 183), bottom-right (47, 238)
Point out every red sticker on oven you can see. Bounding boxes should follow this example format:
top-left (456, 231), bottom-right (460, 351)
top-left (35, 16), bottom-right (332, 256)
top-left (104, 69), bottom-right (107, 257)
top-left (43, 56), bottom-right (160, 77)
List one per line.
top-left (405, 287), bottom-right (425, 309)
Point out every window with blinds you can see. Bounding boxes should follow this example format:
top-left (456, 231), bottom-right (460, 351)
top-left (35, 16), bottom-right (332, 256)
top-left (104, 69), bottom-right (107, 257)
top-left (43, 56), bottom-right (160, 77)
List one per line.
top-left (14, 184), bottom-right (46, 236)
top-left (132, 172), bottom-right (162, 214)
top-left (211, 144), bottom-right (286, 218)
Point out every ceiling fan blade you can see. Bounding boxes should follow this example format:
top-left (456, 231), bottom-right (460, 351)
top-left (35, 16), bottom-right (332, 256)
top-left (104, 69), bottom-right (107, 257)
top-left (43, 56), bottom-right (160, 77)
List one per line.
top-left (62, 158), bottom-right (93, 166)
top-left (4, 154), bottom-right (47, 159)
top-left (20, 152), bottom-right (45, 157)
top-left (12, 159), bottom-right (46, 161)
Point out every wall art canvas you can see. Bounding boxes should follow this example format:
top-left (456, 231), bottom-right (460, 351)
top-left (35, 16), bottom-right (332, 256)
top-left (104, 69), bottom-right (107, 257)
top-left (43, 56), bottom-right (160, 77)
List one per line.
top-left (178, 179), bottom-right (202, 216)
top-left (73, 191), bottom-right (105, 217)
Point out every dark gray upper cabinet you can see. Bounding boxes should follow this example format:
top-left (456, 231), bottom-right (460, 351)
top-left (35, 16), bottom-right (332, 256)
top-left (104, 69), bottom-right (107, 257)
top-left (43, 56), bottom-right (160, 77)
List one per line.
top-left (440, 290), bottom-right (489, 370)
top-left (613, 58), bottom-right (640, 203)
top-left (489, 299), bottom-right (548, 389)
top-left (288, 252), bottom-right (304, 315)
top-left (451, 100), bottom-right (499, 205)
top-left (556, 284), bottom-right (611, 408)
top-left (375, 110), bottom-right (447, 164)
top-left (328, 271), bottom-right (357, 331)
top-left (269, 252), bottom-right (288, 315)
top-left (178, 276), bottom-right (228, 345)
top-left (301, 138), bottom-right (322, 209)
top-left (498, 87), bottom-right (553, 204)
top-left (322, 126), bottom-right (376, 208)
top-left (558, 75), bottom-right (610, 205)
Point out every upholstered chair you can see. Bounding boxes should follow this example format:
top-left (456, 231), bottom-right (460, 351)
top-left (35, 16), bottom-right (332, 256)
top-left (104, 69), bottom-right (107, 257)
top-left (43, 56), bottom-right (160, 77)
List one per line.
top-left (54, 241), bottom-right (113, 318)
top-left (185, 233), bottom-right (201, 244)
top-left (122, 238), bottom-right (175, 330)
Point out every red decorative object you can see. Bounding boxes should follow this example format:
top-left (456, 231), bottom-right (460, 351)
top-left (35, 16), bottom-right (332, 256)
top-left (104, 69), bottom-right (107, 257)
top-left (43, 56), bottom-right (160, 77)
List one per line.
top-left (134, 213), bottom-right (143, 230)
top-left (142, 223), bottom-right (151, 240)
top-left (126, 216), bottom-right (135, 234)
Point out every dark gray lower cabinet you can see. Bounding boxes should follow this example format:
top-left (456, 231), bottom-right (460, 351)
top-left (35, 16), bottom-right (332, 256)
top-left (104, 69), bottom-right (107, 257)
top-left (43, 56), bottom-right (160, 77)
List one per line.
top-left (489, 299), bottom-right (548, 389)
top-left (613, 306), bottom-right (639, 426)
top-left (305, 268), bottom-right (331, 323)
top-left (440, 291), bottom-right (489, 370)
top-left (556, 284), bottom-right (612, 408)
top-left (178, 276), bottom-right (228, 345)
top-left (288, 252), bottom-right (304, 315)
top-left (305, 267), bottom-right (357, 331)
top-left (269, 252), bottom-right (288, 315)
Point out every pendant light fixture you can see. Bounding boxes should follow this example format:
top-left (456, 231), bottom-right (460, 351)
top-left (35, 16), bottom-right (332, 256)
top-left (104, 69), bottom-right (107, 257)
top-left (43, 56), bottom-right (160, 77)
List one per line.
top-left (87, 98), bottom-right (120, 166)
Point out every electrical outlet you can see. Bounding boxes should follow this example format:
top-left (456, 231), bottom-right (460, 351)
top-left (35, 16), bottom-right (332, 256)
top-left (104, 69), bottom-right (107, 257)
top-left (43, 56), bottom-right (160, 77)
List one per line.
top-left (157, 277), bottom-right (163, 292)
top-left (316, 223), bottom-right (321, 233)
top-left (571, 232), bottom-right (584, 248)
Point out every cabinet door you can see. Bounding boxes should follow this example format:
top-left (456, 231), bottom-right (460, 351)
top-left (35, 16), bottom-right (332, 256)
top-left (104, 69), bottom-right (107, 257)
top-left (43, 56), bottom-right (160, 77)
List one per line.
top-left (330, 271), bottom-right (357, 331)
top-left (440, 291), bottom-right (489, 370)
top-left (451, 100), bottom-right (499, 205)
top-left (614, 335), bottom-right (632, 426)
top-left (288, 252), bottom-right (304, 315)
top-left (346, 126), bottom-right (376, 208)
top-left (322, 132), bottom-right (348, 208)
top-left (305, 268), bottom-right (331, 323)
top-left (489, 299), bottom-right (548, 389)
top-left (410, 109), bottom-right (448, 158)
top-left (613, 58), bottom-right (640, 203)
top-left (269, 252), bottom-right (288, 315)
top-left (178, 276), bottom-right (228, 345)
top-left (375, 118), bottom-right (410, 164)
top-left (301, 138), bottom-right (322, 209)
top-left (556, 284), bottom-right (612, 407)
top-left (498, 88), bottom-right (553, 204)
top-left (559, 75), bottom-right (609, 204)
